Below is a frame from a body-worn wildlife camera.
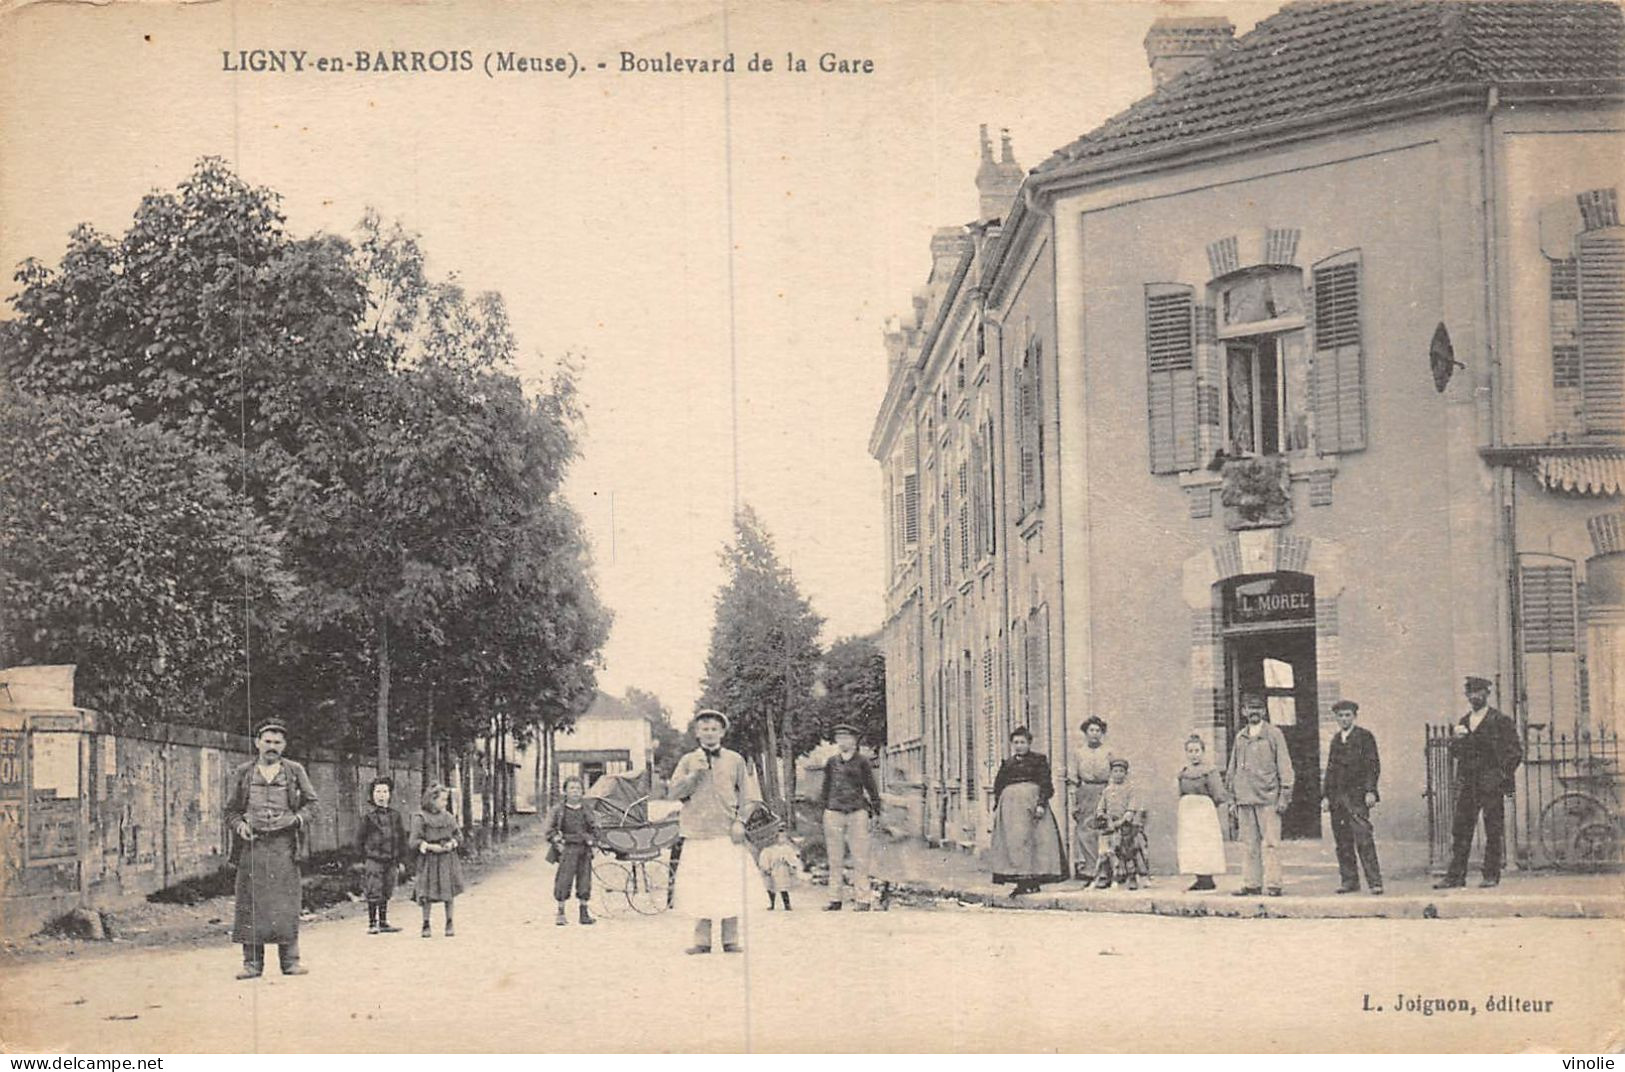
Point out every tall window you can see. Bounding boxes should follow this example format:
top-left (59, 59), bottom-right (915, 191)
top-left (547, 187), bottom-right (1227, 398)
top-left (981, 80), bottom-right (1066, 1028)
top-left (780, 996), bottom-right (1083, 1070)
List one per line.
top-left (1217, 268), bottom-right (1310, 456)
top-left (1550, 188), bottom-right (1624, 437)
top-left (1016, 335), bottom-right (1044, 513)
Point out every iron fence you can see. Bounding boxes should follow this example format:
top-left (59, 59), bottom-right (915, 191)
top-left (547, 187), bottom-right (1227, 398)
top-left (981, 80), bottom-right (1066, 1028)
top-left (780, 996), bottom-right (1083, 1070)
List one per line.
top-left (1520, 723), bottom-right (1622, 870)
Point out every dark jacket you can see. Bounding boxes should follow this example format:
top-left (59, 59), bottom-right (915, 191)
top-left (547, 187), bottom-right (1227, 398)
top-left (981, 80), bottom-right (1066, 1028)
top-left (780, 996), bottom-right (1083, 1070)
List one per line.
top-left (1449, 706), bottom-right (1522, 796)
top-left (821, 751), bottom-right (882, 815)
top-left (355, 804), bottom-right (408, 862)
top-left (1322, 725), bottom-right (1381, 803)
top-left (225, 758), bottom-right (319, 862)
top-left (542, 801), bottom-right (601, 846)
top-left (993, 752), bottom-right (1055, 806)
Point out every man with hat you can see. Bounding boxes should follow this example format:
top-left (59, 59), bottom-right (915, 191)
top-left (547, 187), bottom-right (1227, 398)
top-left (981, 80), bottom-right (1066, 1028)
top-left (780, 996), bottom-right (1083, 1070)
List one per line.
top-left (668, 709), bottom-right (761, 953)
top-left (820, 722), bottom-right (882, 910)
top-left (1436, 676), bottom-right (1522, 889)
top-left (1226, 693), bottom-right (1294, 896)
top-left (1321, 700), bottom-right (1383, 894)
top-left (225, 721), bottom-right (320, 978)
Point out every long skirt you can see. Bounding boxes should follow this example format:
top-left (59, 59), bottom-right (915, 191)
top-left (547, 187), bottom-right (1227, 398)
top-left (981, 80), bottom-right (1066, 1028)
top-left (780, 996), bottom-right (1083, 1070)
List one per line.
top-left (987, 782), bottom-right (1066, 884)
top-left (231, 828), bottom-right (301, 944)
top-left (414, 848), bottom-right (465, 903)
top-left (1071, 782), bottom-right (1106, 877)
top-left (673, 835), bottom-right (750, 920)
top-left (1177, 795), bottom-right (1227, 875)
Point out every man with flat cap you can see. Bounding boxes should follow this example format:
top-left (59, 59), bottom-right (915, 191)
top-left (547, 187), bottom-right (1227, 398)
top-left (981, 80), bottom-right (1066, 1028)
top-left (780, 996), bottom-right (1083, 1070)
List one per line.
top-left (1436, 676), bottom-right (1522, 889)
top-left (1321, 700), bottom-right (1383, 895)
top-left (226, 721), bottom-right (320, 978)
top-left (820, 722), bottom-right (882, 910)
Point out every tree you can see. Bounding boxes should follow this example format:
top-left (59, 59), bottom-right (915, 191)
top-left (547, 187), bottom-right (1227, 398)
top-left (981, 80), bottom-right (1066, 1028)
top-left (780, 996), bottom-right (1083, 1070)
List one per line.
top-left (1, 160), bottom-right (611, 776)
top-left (697, 506), bottom-right (823, 808)
top-left (625, 686), bottom-right (691, 779)
top-left (0, 391), bottom-right (295, 723)
top-left (800, 635), bottom-right (887, 757)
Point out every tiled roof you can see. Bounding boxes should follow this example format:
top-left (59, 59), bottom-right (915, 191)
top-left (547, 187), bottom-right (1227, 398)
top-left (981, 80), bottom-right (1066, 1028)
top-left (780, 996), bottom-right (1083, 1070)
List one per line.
top-left (1036, 1), bottom-right (1625, 179)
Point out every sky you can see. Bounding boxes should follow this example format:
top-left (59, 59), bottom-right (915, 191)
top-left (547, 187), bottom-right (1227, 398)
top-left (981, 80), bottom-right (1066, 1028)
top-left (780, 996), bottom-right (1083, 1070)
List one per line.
top-left (0, 0), bottom-right (1274, 718)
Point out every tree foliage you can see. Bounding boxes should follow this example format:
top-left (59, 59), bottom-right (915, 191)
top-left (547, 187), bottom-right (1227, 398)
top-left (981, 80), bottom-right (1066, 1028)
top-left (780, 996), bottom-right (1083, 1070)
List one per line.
top-left (625, 685), bottom-right (691, 779)
top-left (697, 506), bottom-right (823, 796)
top-left (0, 159), bottom-right (609, 765)
top-left (801, 635), bottom-right (887, 757)
top-left (0, 391), bottom-right (294, 723)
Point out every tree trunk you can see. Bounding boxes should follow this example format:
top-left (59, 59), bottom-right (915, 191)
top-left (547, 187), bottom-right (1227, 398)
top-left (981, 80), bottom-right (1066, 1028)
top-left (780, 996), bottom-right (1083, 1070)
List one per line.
top-left (459, 749), bottom-right (474, 836)
top-left (422, 683), bottom-right (435, 790)
top-left (783, 728), bottom-right (798, 833)
top-left (481, 724), bottom-right (493, 836)
top-left (375, 615), bottom-right (391, 773)
top-left (759, 721), bottom-right (782, 806)
top-left (532, 720), bottom-right (542, 814)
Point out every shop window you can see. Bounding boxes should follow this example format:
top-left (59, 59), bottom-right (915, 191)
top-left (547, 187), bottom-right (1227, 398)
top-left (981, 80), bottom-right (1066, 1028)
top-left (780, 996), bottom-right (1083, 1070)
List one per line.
top-left (1263, 657), bottom-right (1297, 726)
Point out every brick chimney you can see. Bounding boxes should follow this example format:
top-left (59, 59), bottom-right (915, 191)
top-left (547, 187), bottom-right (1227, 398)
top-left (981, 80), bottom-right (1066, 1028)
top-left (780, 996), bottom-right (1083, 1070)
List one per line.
top-left (1144, 16), bottom-right (1234, 89)
top-left (974, 124), bottom-right (1024, 221)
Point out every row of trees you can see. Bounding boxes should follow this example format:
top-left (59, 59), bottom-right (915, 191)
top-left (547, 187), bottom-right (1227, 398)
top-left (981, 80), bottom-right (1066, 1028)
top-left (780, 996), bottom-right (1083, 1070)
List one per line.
top-left (0, 159), bottom-right (611, 787)
top-left (697, 507), bottom-right (886, 813)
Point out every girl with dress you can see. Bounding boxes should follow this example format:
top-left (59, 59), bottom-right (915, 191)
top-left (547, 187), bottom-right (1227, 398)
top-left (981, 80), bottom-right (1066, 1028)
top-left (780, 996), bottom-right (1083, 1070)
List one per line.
top-left (987, 726), bottom-right (1066, 896)
top-left (411, 786), bottom-right (465, 937)
top-left (1176, 735), bottom-right (1231, 891)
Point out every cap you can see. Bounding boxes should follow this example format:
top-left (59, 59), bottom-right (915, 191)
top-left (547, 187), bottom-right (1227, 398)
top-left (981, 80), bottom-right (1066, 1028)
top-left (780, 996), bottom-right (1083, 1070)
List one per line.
top-left (1465, 676), bottom-right (1492, 691)
top-left (1331, 700), bottom-right (1359, 714)
top-left (830, 722), bottom-right (860, 738)
top-left (693, 708), bottom-right (731, 732)
top-left (254, 720), bottom-right (289, 738)
top-left (1108, 757), bottom-right (1130, 771)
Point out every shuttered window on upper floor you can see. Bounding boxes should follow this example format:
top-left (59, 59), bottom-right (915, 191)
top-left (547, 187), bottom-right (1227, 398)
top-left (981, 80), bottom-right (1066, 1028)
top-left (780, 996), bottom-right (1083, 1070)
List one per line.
top-left (1145, 283), bottom-right (1198, 474)
top-left (1576, 190), bottom-right (1624, 436)
top-left (1310, 251), bottom-right (1366, 454)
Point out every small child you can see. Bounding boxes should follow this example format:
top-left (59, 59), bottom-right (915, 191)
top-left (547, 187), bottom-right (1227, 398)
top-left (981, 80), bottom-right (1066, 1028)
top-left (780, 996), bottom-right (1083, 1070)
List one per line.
top-left (543, 776), bottom-right (600, 926)
top-left (355, 776), bottom-right (408, 934)
top-left (1091, 757), bottom-right (1149, 890)
top-left (411, 785), bottom-right (465, 937)
top-left (757, 827), bottom-right (802, 910)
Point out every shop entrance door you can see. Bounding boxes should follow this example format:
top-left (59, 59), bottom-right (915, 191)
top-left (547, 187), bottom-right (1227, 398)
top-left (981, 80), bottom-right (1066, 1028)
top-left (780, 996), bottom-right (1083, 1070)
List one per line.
top-left (1221, 573), bottom-right (1321, 839)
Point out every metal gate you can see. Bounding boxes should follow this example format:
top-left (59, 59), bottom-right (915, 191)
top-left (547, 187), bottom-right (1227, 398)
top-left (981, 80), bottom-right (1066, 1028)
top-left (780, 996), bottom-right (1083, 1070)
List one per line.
top-left (1423, 724), bottom-right (1458, 872)
top-left (1520, 724), bottom-right (1622, 870)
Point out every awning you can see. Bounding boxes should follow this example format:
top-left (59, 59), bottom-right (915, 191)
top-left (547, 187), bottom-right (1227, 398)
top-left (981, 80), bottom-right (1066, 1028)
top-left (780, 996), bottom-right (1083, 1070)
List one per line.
top-left (1533, 451), bottom-right (1625, 496)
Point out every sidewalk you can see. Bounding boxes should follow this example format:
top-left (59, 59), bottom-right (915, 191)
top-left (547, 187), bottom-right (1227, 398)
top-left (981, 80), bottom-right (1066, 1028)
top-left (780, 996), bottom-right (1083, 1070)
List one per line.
top-left (870, 835), bottom-right (1625, 920)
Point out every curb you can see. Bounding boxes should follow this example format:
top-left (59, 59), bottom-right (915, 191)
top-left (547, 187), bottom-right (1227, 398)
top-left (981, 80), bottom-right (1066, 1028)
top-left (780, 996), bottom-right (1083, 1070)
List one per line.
top-left (884, 878), bottom-right (1625, 920)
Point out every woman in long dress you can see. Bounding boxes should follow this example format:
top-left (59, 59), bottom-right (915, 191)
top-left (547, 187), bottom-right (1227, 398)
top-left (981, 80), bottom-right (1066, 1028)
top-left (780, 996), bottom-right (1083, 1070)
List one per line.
top-left (1067, 716), bottom-right (1113, 880)
top-left (987, 726), bottom-right (1066, 896)
top-left (1176, 734), bottom-right (1230, 891)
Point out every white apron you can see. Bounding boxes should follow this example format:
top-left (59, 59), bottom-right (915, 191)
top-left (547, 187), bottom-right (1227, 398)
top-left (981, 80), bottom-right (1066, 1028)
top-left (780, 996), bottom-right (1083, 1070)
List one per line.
top-left (1176, 794), bottom-right (1228, 875)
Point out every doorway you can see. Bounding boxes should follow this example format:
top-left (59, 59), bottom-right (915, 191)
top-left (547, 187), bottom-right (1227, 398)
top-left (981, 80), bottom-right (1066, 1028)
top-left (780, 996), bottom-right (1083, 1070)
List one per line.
top-left (1221, 573), bottom-right (1322, 839)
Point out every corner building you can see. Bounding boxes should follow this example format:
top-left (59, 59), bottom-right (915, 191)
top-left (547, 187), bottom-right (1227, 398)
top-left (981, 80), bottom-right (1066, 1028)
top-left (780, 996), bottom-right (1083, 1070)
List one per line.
top-left (872, 3), bottom-right (1623, 870)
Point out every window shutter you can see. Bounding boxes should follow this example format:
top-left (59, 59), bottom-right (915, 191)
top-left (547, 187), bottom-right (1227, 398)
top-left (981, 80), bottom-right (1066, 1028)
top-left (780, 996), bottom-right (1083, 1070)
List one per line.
top-left (1522, 563), bottom-right (1578, 654)
top-left (1145, 284), bottom-right (1198, 473)
top-left (1520, 559), bottom-right (1582, 732)
top-left (1029, 341), bottom-right (1045, 508)
top-left (903, 473), bottom-right (919, 545)
top-left (958, 460), bottom-right (970, 572)
top-left (1311, 253), bottom-right (1367, 453)
top-left (1578, 229), bottom-right (1625, 436)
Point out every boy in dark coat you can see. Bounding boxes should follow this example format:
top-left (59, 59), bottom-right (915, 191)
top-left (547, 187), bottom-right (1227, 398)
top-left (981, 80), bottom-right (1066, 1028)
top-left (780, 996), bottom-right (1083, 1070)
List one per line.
top-left (355, 776), bottom-right (409, 933)
top-left (1321, 700), bottom-right (1383, 895)
top-left (543, 776), bottom-right (601, 926)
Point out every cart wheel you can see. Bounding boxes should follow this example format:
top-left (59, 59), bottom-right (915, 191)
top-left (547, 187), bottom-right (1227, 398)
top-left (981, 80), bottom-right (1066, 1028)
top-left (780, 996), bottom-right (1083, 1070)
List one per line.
top-left (593, 859), bottom-right (630, 914)
top-left (1538, 793), bottom-right (1617, 867)
top-left (626, 860), bottom-right (673, 915)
